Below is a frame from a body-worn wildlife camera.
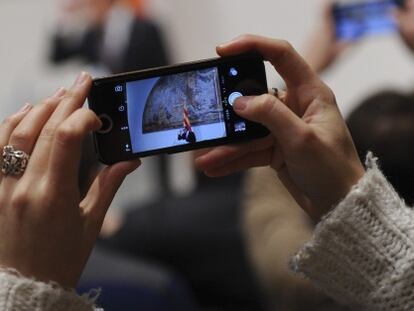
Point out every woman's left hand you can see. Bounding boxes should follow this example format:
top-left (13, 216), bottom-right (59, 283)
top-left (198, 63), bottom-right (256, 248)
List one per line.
top-left (0, 72), bottom-right (140, 288)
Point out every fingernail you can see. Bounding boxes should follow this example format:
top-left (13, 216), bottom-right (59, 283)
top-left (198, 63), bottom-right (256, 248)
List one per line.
top-left (74, 71), bottom-right (89, 86)
top-left (233, 96), bottom-right (252, 111)
top-left (18, 103), bottom-right (32, 113)
top-left (53, 87), bottom-right (66, 98)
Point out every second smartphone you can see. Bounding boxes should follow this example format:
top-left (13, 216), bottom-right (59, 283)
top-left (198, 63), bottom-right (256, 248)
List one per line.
top-left (88, 53), bottom-right (269, 164)
top-left (334, 0), bottom-right (404, 41)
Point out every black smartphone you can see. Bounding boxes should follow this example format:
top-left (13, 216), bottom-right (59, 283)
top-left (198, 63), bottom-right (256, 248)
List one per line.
top-left (333, 0), bottom-right (404, 41)
top-left (88, 53), bottom-right (269, 164)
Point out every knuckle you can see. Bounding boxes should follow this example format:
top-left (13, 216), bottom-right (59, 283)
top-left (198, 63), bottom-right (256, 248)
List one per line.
top-left (254, 94), bottom-right (278, 116)
top-left (279, 40), bottom-right (294, 56)
top-left (281, 40), bottom-right (294, 51)
top-left (41, 97), bottom-right (59, 111)
top-left (38, 180), bottom-right (58, 206)
top-left (79, 108), bottom-right (97, 122)
top-left (61, 89), bottom-right (76, 101)
top-left (55, 123), bottom-right (79, 145)
top-left (237, 33), bottom-right (255, 42)
top-left (10, 129), bottom-right (32, 146)
top-left (37, 191), bottom-right (56, 211)
top-left (10, 191), bottom-right (30, 210)
top-left (60, 90), bottom-right (82, 106)
top-left (39, 123), bottom-right (57, 140)
top-left (291, 127), bottom-right (317, 152)
top-left (1, 115), bottom-right (17, 129)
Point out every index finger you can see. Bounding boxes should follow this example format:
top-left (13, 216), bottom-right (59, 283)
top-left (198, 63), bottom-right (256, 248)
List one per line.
top-left (217, 34), bottom-right (317, 87)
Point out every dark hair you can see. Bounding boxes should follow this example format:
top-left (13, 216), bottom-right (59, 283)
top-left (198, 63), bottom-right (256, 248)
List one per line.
top-left (347, 90), bottom-right (414, 205)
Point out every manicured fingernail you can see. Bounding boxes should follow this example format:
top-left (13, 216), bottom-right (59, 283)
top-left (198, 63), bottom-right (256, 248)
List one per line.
top-left (53, 87), bottom-right (66, 98)
top-left (18, 103), bottom-right (32, 113)
top-left (233, 96), bottom-right (252, 111)
top-left (74, 71), bottom-right (89, 86)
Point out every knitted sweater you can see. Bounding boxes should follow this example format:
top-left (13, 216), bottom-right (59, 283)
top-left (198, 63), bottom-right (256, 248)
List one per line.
top-left (0, 269), bottom-right (102, 311)
top-left (1, 156), bottom-right (413, 310)
top-left (292, 155), bottom-right (414, 310)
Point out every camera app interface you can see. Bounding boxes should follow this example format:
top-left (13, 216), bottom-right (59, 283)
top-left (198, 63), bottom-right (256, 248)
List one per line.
top-left (126, 68), bottom-right (226, 153)
top-left (90, 56), bottom-right (267, 160)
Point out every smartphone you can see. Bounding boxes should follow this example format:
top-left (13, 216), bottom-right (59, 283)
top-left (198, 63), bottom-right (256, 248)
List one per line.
top-left (333, 0), bottom-right (404, 41)
top-left (88, 53), bottom-right (269, 164)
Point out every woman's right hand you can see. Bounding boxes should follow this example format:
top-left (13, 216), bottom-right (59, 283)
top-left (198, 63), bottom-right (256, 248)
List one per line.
top-left (196, 35), bottom-right (365, 222)
top-left (303, 0), bottom-right (351, 74)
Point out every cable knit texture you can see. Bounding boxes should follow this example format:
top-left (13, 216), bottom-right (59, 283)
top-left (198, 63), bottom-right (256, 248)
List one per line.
top-left (0, 268), bottom-right (102, 311)
top-left (291, 154), bottom-right (414, 310)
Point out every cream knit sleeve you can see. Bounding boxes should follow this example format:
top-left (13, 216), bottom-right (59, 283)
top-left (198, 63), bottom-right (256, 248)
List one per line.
top-left (0, 269), bottom-right (103, 311)
top-left (291, 155), bottom-right (414, 310)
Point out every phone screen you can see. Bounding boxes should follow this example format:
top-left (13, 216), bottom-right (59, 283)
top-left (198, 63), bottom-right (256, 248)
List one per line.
top-left (334, 0), bottom-right (402, 40)
top-left (89, 54), bottom-right (269, 164)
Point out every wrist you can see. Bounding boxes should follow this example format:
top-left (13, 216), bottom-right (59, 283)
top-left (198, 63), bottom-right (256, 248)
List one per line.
top-left (313, 161), bottom-right (366, 222)
top-left (0, 267), bottom-right (99, 310)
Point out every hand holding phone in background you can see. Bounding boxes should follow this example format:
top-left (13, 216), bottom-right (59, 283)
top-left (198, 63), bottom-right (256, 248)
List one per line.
top-left (333, 0), bottom-right (404, 41)
top-left (303, 0), bottom-right (351, 74)
top-left (304, 0), bottom-right (414, 75)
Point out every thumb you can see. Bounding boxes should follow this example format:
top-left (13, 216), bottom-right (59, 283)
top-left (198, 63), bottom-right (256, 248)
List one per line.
top-left (233, 95), bottom-right (307, 147)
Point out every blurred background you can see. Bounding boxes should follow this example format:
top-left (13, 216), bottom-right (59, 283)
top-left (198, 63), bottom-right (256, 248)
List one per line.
top-left (1, 0), bottom-right (414, 310)
top-left (2, 0), bottom-right (414, 208)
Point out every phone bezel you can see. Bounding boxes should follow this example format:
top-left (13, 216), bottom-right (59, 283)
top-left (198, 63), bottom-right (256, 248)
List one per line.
top-left (89, 53), bottom-right (269, 164)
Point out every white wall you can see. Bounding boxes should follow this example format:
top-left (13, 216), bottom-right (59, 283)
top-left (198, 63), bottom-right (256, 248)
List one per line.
top-left (2, 0), bottom-right (413, 119)
top-left (0, 0), bottom-right (52, 117)
top-left (1, 0), bottom-right (414, 210)
top-left (147, 0), bottom-right (414, 116)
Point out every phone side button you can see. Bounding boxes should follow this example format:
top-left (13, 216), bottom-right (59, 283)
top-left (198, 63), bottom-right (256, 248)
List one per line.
top-left (97, 114), bottom-right (113, 134)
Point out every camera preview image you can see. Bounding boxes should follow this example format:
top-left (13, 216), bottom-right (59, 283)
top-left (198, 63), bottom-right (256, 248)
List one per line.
top-left (127, 68), bottom-right (227, 153)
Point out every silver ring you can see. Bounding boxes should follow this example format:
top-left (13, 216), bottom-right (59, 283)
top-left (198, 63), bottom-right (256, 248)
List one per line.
top-left (2, 145), bottom-right (30, 176)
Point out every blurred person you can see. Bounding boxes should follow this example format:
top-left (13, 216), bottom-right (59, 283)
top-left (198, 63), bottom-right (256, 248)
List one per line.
top-left (100, 164), bottom-right (265, 310)
top-left (50, 0), bottom-right (169, 73)
top-left (305, 0), bottom-right (414, 206)
top-left (303, 0), bottom-right (351, 74)
top-left (241, 91), bottom-right (414, 311)
top-left (304, 0), bottom-right (414, 74)
top-left (241, 166), bottom-right (350, 311)
top-left (347, 90), bottom-right (414, 205)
